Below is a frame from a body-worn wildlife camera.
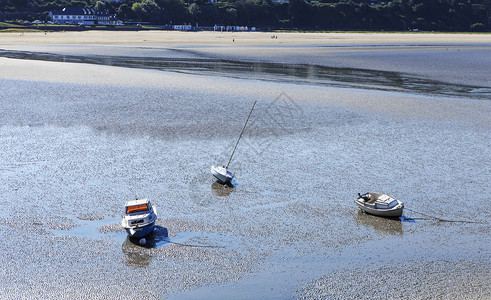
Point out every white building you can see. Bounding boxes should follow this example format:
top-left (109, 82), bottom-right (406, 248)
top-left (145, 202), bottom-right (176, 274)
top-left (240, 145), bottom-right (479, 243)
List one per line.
top-left (49, 8), bottom-right (117, 25)
top-left (173, 24), bottom-right (192, 31)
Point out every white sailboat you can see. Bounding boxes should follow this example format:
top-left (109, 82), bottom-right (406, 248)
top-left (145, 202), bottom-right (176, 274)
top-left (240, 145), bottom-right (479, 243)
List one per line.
top-left (212, 101), bottom-right (257, 185)
top-left (211, 165), bottom-right (234, 184)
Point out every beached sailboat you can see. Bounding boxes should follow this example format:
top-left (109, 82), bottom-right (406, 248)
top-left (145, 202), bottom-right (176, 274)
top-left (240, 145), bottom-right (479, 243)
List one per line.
top-left (212, 101), bottom-right (257, 184)
top-left (121, 198), bottom-right (157, 238)
top-left (355, 192), bottom-right (404, 218)
top-left (211, 165), bottom-right (234, 184)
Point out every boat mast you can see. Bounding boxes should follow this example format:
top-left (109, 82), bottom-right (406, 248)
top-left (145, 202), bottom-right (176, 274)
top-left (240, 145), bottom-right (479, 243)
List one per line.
top-left (226, 100), bottom-right (257, 169)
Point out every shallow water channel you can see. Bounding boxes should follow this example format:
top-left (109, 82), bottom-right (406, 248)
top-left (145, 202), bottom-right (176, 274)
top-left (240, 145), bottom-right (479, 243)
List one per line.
top-left (1, 48), bottom-right (489, 100)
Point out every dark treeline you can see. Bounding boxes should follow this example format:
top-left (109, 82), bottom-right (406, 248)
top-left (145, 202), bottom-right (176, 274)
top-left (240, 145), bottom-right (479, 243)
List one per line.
top-left (1, 0), bottom-right (489, 31)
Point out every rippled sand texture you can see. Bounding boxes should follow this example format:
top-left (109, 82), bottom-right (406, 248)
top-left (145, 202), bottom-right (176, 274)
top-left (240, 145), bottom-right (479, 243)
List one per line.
top-left (0, 32), bottom-right (490, 299)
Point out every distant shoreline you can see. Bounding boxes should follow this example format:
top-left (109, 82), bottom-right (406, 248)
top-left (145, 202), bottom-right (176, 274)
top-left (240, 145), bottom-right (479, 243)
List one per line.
top-left (1, 30), bottom-right (490, 47)
top-left (2, 20), bottom-right (491, 33)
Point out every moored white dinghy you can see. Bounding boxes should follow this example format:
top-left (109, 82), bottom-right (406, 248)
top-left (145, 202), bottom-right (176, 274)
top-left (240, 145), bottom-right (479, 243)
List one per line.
top-left (121, 198), bottom-right (157, 239)
top-left (211, 165), bottom-right (234, 184)
top-left (355, 192), bottom-right (404, 218)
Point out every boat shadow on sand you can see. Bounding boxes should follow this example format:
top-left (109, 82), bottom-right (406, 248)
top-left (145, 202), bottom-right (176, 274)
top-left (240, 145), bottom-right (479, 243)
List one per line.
top-left (211, 181), bottom-right (236, 197)
top-left (124, 225), bottom-right (169, 249)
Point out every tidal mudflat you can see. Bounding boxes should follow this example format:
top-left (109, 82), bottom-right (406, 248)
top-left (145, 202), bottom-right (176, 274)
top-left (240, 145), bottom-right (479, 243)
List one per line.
top-left (0, 32), bottom-right (490, 299)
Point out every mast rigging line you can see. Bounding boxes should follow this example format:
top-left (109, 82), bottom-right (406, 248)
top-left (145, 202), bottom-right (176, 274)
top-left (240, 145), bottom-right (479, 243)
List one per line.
top-left (226, 100), bottom-right (257, 169)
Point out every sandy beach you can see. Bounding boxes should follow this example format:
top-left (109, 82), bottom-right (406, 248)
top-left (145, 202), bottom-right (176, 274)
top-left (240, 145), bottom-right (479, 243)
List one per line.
top-left (1, 30), bottom-right (490, 46)
top-left (1, 31), bottom-right (490, 299)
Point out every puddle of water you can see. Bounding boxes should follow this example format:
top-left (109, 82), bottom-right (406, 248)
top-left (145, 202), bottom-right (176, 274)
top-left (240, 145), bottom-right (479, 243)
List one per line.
top-left (400, 216), bottom-right (417, 223)
top-left (48, 218), bottom-right (206, 248)
top-left (49, 217), bottom-right (125, 243)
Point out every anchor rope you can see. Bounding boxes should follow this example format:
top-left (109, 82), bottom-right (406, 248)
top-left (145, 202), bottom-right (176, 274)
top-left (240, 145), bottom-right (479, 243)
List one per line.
top-left (404, 207), bottom-right (482, 224)
top-left (163, 238), bottom-right (225, 248)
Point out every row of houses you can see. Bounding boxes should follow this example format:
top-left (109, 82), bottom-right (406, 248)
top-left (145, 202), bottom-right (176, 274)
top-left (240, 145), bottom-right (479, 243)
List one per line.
top-left (48, 8), bottom-right (119, 25)
top-left (213, 25), bottom-right (256, 32)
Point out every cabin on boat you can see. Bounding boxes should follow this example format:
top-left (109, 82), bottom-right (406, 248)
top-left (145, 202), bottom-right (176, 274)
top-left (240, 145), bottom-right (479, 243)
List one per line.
top-left (125, 199), bottom-right (153, 215)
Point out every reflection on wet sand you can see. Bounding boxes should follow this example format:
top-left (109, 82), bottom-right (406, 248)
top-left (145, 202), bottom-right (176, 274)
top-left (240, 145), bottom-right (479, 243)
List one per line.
top-left (122, 226), bottom-right (169, 267)
top-left (355, 210), bottom-right (403, 235)
top-left (122, 238), bottom-right (154, 267)
top-left (0, 49), bottom-right (488, 99)
top-left (211, 181), bottom-right (235, 197)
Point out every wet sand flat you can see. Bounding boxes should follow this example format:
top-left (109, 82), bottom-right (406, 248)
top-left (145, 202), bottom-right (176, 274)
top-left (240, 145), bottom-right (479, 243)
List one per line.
top-left (0, 31), bottom-right (490, 299)
top-left (2, 31), bottom-right (490, 88)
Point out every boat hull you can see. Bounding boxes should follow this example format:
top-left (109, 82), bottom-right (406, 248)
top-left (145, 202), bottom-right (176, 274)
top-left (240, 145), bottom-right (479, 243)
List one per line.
top-left (124, 222), bottom-right (156, 238)
top-left (211, 166), bottom-right (233, 184)
top-left (354, 199), bottom-right (404, 218)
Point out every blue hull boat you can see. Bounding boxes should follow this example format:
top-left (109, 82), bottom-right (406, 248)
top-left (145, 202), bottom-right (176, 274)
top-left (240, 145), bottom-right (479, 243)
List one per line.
top-left (124, 221), bottom-right (156, 238)
top-left (122, 199), bottom-right (158, 239)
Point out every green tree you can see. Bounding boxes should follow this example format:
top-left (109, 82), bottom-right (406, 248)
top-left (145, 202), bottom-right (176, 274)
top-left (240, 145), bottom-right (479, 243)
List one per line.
top-left (471, 22), bottom-right (486, 31)
top-left (155, 0), bottom-right (187, 24)
top-left (289, 0), bottom-right (312, 27)
top-left (188, 3), bottom-right (201, 23)
top-left (141, 0), bottom-right (162, 23)
top-left (132, 2), bottom-right (143, 21)
top-left (94, 1), bottom-right (106, 11)
top-left (226, 7), bottom-right (237, 24)
top-left (117, 3), bottom-right (134, 20)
